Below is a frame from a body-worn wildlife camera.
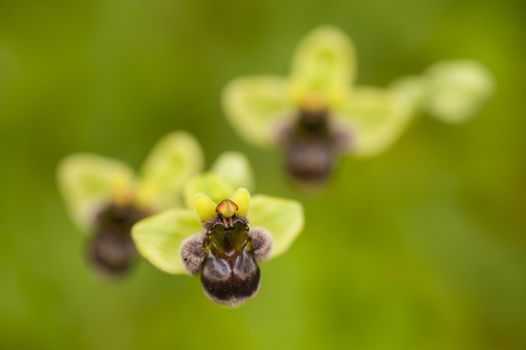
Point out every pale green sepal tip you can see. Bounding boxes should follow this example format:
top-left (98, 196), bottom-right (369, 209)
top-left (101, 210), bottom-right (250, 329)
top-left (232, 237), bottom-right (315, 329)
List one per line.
top-left (250, 195), bottom-right (304, 259)
top-left (194, 193), bottom-right (217, 222)
top-left (230, 188), bottom-right (250, 218)
top-left (212, 152), bottom-right (255, 192)
top-left (132, 208), bottom-right (201, 275)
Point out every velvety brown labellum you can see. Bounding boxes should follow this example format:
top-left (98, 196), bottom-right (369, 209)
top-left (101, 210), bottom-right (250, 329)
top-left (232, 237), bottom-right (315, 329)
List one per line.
top-left (200, 251), bottom-right (260, 307)
top-left (284, 109), bottom-right (341, 184)
top-left (88, 202), bottom-right (149, 276)
top-left (200, 216), bottom-right (261, 306)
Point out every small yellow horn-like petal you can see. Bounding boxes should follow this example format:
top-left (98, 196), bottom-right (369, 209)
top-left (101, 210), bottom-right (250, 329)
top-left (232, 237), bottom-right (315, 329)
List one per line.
top-left (194, 193), bottom-right (217, 222)
top-left (231, 188), bottom-right (250, 218)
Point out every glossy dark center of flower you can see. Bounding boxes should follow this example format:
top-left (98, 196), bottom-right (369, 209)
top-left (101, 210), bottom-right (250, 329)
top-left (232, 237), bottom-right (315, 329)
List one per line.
top-left (88, 202), bottom-right (150, 276)
top-left (207, 216), bottom-right (250, 258)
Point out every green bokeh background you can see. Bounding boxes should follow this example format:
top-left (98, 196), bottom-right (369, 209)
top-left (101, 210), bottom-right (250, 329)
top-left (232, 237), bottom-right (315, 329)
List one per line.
top-left (1, 0), bottom-right (525, 349)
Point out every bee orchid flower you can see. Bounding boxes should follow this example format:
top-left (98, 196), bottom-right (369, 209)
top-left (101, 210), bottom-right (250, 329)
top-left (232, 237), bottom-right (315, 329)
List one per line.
top-left (223, 26), bottom-right (414, 184)
top-left (132, 154), bottom-right (304, 307)
top-left (223, 26), bottom-right (494, 184)
top-left (57, 132), bottom-right (203, 276)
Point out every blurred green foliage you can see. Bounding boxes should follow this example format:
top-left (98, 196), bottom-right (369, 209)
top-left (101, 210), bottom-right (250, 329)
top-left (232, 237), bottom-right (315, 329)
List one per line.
top-left (0, 0), bottom-right (525, 349)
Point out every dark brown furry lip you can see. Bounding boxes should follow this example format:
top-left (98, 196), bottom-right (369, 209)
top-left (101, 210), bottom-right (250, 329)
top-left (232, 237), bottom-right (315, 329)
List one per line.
top-left (202, 215), bottom-right (261, 305)
top-left (200, 250), bottom-right (261, 307)
top-left (87, 202), bottom-right (150, 277)
top-left (283, 108), bottom-right (345, 184)
top-left (181, 202), bottom-right (273, 306)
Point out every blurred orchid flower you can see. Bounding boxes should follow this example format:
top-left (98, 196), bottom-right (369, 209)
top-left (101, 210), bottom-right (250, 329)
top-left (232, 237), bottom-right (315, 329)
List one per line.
top-left (57, 132), bottom-right (203, 276)
top-left (223, 26), bottom-right (414, 184)
top-left (391, 60), bottom-right (495, 123)
top-left (223, 26), bottom-right (495, 185)
top-left (132, 154), bottom-right (304, 307)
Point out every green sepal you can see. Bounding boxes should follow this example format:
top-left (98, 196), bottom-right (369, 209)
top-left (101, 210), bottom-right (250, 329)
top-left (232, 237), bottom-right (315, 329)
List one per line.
top-left (290, 25), bottom-right (356, 107)
top-left (132, 208), bottom-right (201, 274)
top-left (336, 86), bottom-right (413, 157)
top-left (211, 152), bottom-right (254, 192)
top-left (424, 60), bottom-right (495, 123)
top-left (222, 76), bottom-right (294, 146)
top-left (250, 195), bottom-right (304, 259)
top-left (137, 131), bottom-right (203, 210)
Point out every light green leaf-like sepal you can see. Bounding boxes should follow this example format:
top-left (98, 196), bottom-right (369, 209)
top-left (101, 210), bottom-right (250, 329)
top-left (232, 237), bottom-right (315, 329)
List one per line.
top-left (290, 26), bottom-right (356, 107)
top-left (222, 76), bottom-right (294, 147)
top-left (57, 153), bottom-right (136, 232)
top-left (132, 208), bottom-right (201, 274)
top-left (212, 152), bottom-right (254, 192)
top-left (250, 195), bottom-right (304, 259)
top-left (137, 131), bottom-right (204, 210)
top-left (337, 86), bottom-right (413, 157)
top-left (183, 173), bottom-right (234, 209)
top-left (424, 60), bottom-right (495, 123)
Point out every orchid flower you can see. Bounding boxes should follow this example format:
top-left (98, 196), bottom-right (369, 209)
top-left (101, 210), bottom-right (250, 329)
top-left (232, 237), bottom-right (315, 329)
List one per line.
top-left (223, 26), bottom-right (494, 184)
top-left (57, 132), bottom-right (203, 276)
top-left (132, 153), bottom-right (304, 306)
top-left (223, 26), bottom-right (413, 183)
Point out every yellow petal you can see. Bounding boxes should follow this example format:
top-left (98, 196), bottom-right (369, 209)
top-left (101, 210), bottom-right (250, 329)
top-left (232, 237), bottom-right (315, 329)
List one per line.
top-left (230, 187), bottom-right (250, 218)
top-left (193, 193), bottom-right (217, 222)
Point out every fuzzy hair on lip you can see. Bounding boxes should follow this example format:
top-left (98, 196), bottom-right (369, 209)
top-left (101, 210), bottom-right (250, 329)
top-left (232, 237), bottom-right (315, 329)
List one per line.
top-left (249, 227), bottom-right (273, 263)
top-left (202, 283), bottom-right (261, 308)
top-left (201, 268), bottom-right (261, 307)
top-left (200, 250), bottom-right (261, 307)
top-left (180, 234), bottom-right (206, 275)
